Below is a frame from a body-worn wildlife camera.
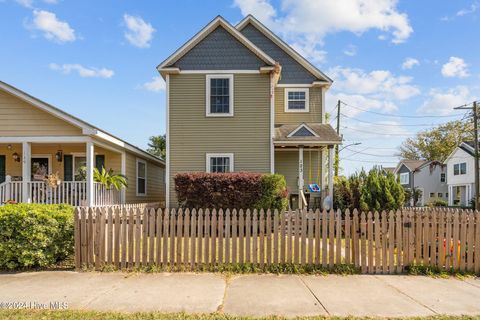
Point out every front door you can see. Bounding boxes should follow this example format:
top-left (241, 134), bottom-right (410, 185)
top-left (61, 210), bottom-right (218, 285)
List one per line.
top-left (0, 155), bottom-right (5, 183)
top-left (31, 157), bottom-right (49, 181)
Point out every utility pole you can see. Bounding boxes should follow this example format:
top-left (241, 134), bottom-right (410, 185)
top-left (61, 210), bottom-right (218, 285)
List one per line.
top-left (455, 101), bottom-right (479, 209)
top-left (335, 100), bottom-right (341, 177)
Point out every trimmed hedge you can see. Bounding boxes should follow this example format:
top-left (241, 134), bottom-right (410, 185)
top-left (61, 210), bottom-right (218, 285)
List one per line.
top-left (174, 172), bottom-right (288, 210)
top-left (0, 204), bottom-right (74, 270)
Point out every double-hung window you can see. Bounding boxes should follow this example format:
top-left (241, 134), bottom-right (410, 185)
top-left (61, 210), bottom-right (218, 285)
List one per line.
top-left (136, 159), bottom-right (147, 196)
top-left (206, 74), bottom-right (233, 116)
top-left (206, 153), bottom-right (234, 173)
top-left (453, 162), bottom-right (467, 175)
top-left (440, 173), bottom-right (446, 183)
top-left (285, 88), bottom-right (309, 112)
top-left (399, 172), bottom-right (409, 184)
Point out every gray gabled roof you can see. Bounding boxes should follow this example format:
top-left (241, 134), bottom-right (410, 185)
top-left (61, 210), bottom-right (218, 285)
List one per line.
top-left (460, 141), bottom-right (476, 156)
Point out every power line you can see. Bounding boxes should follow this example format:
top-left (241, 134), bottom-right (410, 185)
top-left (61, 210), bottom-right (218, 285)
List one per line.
top-left (342, 126), bottom-right (414, 137)
top-left (340, 101), bottom-right (467, 119)
top-left (341, 158), bottom-right (399, 164)
top-left (343, 147), bottom-right (398, 158)
top-left (340, 113), bottom-right (442, 127)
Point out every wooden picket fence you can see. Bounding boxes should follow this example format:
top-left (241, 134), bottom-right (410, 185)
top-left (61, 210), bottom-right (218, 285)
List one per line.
top-left (74, 207), bottom-right (480, 274)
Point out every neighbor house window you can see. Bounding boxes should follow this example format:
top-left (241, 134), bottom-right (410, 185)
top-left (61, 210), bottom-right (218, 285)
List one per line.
top-left (440, 173), bottom-right (446, 183)
top-left (430, 193), bottom-right (435, 198)
top-left (206, 153), bottom-right (234, 173)
top-left (74, 156), bottom-right (86, 181)
top-left (285, 88), bottom-right (309, 112)
top-left (438, 193), bottom-right (443, 198)
top-left (136, 159), bottom-right (147, 196)
top-left (453, 162), bottom-right (467, 175)
top-left (206, 74), bottom-right (234, 116)
top-left (399, 172), bottom-right (409, 184)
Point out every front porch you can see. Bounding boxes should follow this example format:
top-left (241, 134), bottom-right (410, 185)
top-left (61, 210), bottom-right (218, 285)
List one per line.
top-left (0, 140), bottom-right (125, 206)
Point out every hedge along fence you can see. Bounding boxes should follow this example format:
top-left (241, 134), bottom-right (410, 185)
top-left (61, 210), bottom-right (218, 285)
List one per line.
top-left (174, 172), bottom-right (288, 210)
top-left (0, 204), bottom-right (74, 270)
top-left (74, 207), bottom-right (480, 274)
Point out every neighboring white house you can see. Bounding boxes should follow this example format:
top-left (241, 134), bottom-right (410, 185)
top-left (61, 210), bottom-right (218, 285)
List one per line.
top-left (444, 141), bottom-right (476, 207)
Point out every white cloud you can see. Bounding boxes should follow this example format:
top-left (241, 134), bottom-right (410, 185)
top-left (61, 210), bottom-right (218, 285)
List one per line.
top-left (328, 66), bottom-right (420, 100)
top-left (49, 63), bottom-right (114, 78)
top-left (31, 10), bottom-right (75, 43)
top-left (123, 14), bottom-right (155, 48)
top-left (234, 0), bottom-right (413, 50)
top-left (15, 0), bottom-right (33, 7)
top-left (418, 86), bottom-right (476, 115)
top-left (343, 120), bottom-right (411, 139)
top-left (441, 56), bottom-right (469, 78)
top-left (327, 92), bottom-right (398, 117)
top-left (142, 76), bottom-right (165, 92)
top-left (457, 2), bottom-right (479, 16)
top-left (401, 57), bottom-right (419, 70)
top-left (343, 44), bottom-right (357, 57)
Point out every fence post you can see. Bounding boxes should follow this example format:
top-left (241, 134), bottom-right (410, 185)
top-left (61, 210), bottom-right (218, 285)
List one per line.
top-left (74, 207), bottom-right (81, 270)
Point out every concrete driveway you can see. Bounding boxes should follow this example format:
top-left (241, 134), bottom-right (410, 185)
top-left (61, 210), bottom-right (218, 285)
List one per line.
top-left (1, 271), bottom-right (479, 317)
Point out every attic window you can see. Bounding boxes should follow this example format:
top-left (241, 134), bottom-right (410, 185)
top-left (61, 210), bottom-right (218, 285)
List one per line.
top-left (292, 126), bottom-right (315, 137)
top-left (285, 88), bottom-right (309, 112)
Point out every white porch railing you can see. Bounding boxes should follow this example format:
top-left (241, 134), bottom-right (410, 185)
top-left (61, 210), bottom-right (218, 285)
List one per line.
top-left (0, 181), bottom-right (122, 207)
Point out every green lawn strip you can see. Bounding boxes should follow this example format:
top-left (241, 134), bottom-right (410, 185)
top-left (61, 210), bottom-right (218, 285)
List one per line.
top-left (0, 310), bottom-right (479, 320)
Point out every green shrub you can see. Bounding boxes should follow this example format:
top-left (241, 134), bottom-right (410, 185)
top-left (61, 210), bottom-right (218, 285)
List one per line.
top-left (0, 204), bottom-right (74, 270)
top-left (174, 172), bottom-right (288, 210)
top-left (427, 198), bottom-right (448, 207)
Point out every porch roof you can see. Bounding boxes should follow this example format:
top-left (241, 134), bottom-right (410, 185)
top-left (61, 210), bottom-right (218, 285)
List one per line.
top-left (273, 123), bottom-right (342, 145)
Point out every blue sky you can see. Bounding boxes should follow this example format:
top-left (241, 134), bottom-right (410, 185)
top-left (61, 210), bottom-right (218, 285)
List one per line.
top-left (0, 0), bottom-right (478, 175)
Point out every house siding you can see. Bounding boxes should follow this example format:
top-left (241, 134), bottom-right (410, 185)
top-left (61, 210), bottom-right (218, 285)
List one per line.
top-left (397, 164), bottom-right (413, 189)
top-left (168, 73), bottom-right (271, 206)
top-left (0, 90), bottom-right (82, 136)
top-left (125, 151), bottom-right (165, 204)
top-left (173, 26), bottom-right (266, 70)
top-left (240, 23), bottom-right (317, 84)
top-left (446, 148), bottom-right (475, 186)
top-left (275, 150), bottom-right (322, 194)
top-left (274, 87), bottom-right (323, 125)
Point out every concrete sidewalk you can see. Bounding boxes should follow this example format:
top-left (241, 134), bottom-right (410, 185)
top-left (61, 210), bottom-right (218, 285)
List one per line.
top-left (0, 272), bottom-right (480, 317)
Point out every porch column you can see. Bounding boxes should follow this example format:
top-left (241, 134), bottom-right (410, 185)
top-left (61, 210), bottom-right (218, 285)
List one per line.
top-left (120, 151), bottom-right (126, 204)
top-left (22, 142), bottom-right (31, 203)
top-left (298, 145), bottom-right (304, 209)
top-left (448, 185), bottom-right (453, 206)
top-left (328, 145), bottom-right (334, 198)
top-left (86, 141), bottom-right (94, 206)
top-left (466, 184), bottom-right (471, 206)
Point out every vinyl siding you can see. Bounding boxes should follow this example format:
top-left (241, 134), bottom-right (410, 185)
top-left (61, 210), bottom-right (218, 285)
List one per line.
top-left (275, 87), bottom-right (323, 125)
top-left (0, 90), bottom-right (82, 136)
top-left (125, 151), bottom-right (165, 204)
top-left (169, 73), bottom-right (271, 207)
top-left (275, 149), bottom-right (322, 194)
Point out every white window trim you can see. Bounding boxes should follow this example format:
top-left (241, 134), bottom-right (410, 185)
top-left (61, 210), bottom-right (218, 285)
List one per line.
top-left (454, 162), bottom-right (467, 176)
top-left (206, 74), bottom-right (234, 117)
top-left (284, 88), bottom-right (309, 113)
top-left (399, 172), bottom-right (409, 184)
top-left (206, 153), bottom-right (234, 173)
top-left (136, 158), bottom-right (147, 196)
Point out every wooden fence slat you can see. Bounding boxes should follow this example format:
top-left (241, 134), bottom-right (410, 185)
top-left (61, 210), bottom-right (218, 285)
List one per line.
top-left (414, 211), bottom-right (422, 266)
top-left (226, 209), bottom-right (231, 264)
top-left (155, 209), bottom-right (163, 266)
top-left (445, 210), bottom-right (452, 271)
top-left (246, 209), bottom-right (252, 264)
top-left (344, 209), bottom-right (351, 265)
top-left (407, 211), bottom-right (415, 267)
top-left (74, 208), bottom-right (81, 269)
top-left (252, 209), bottom-right (258, 265)
top-left (466, 211), bottom-right (474, 272)
top-left (217, 209), bottom-right (223, 264)
top-left (360, 212), bottom-right (367, 273)
top-left (107, 208), bottom-right (113, 265)
top-left (396, 210), bottom-right (403, 273)
top-left (374, 211), bottom-right (381, 274)
top-left (94, 208), bottom-right (101, 270)
top-left (388, 211), bottom-right (395, 274)
top-left (367, 212), bottom-right (374, 274)
top-left (239, 209), bottom-right (245, 264)
top-left (315, 209), bottom-right (321, 265)
top-left (437, 210), bottom-right (445, 270)
top-left (352, 209), bottom-right (359, 269)
top-left (197, 209), bottom-right (204, 265)
top-left (474, 211), bottom-right (480, 274)
top-left (183, 209), bottom-right (190, 269)
top-left (232, 209), bottom-right (238, 264)
top-left (295, 210), bottom-right (301, 265)
top-left (162, 209), bottom-right (170, 266)
top-left (88, 207), bottom-right (94, 268)
top-left (307, 210), bottom-right (314, 265)
top-left (459, 211), bottom-right (467, 272)
top-left (280, 211), bottom-right (286, 264)
top-left (128, 208), bottom-right (135, 268)
top-left (273, 210), bottom-right (279, 264)
top-left (453, 211), bottom-right (460, 270)
top-left (176, 209), bottom-right (183, 268)
top-left (190, 209), bottom-right (197, 269)
top-left (266, 210), bottom-right (271, 265)
top-left (142, 209), bottom-right (149, 266)
top-left (135, 208), bottom-right (142, 268)
top-left (149, 208), bottom-right (155, 265)
top-left (301, 209), bottom-right (307, 265)
top-left (114, 208), bottom-right (121, 268)
top-left (430, 210), bottom-right (437, 268)
top-left (169, 209), bottom-right (176, 266)
top-left (335, 209), bottom-right (342, 265)
top-left (259, 209), bottom-right (265, 268)
top-left (211, 209), bottom-right (217, 266)
top-left (288, 211), bottom-right (294, 264)
top-left (328, 209), bottom-right (335, 268)
top-left (80, 208), bottom-right (87, 268)
top-left (204, 209), bottom-right (211, 265)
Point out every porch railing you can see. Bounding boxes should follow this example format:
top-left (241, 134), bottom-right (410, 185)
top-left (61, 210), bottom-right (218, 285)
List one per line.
top-left (0, 181), bottom-right (122, 207)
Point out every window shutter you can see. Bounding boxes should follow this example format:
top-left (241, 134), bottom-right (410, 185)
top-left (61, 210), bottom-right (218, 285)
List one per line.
top-left (96, 155), bottom-right (105, 171)
top-left (64, 155), bottom-right (73, 181)
top-left (0, 155), bottom-right (5, 183)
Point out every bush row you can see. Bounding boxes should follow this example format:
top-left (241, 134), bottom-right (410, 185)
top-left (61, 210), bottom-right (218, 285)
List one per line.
top-left (174, 172), bottom-right (288, 210)
top-left (0, 204), bottom-right (74, 270)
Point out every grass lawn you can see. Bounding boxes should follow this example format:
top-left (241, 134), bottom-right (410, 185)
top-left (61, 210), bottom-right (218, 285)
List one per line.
top-left (0, 310), bottom-right (479, 320)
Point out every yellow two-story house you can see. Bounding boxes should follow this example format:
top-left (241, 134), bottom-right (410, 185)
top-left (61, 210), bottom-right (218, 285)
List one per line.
top-left (158, 15), bottom-right (341, 208)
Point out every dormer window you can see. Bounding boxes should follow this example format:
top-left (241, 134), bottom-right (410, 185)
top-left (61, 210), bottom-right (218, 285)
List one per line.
top-left (285, 88), bottom-right (309, 112)
top-left (206, 74), bottom-right (234, 117)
